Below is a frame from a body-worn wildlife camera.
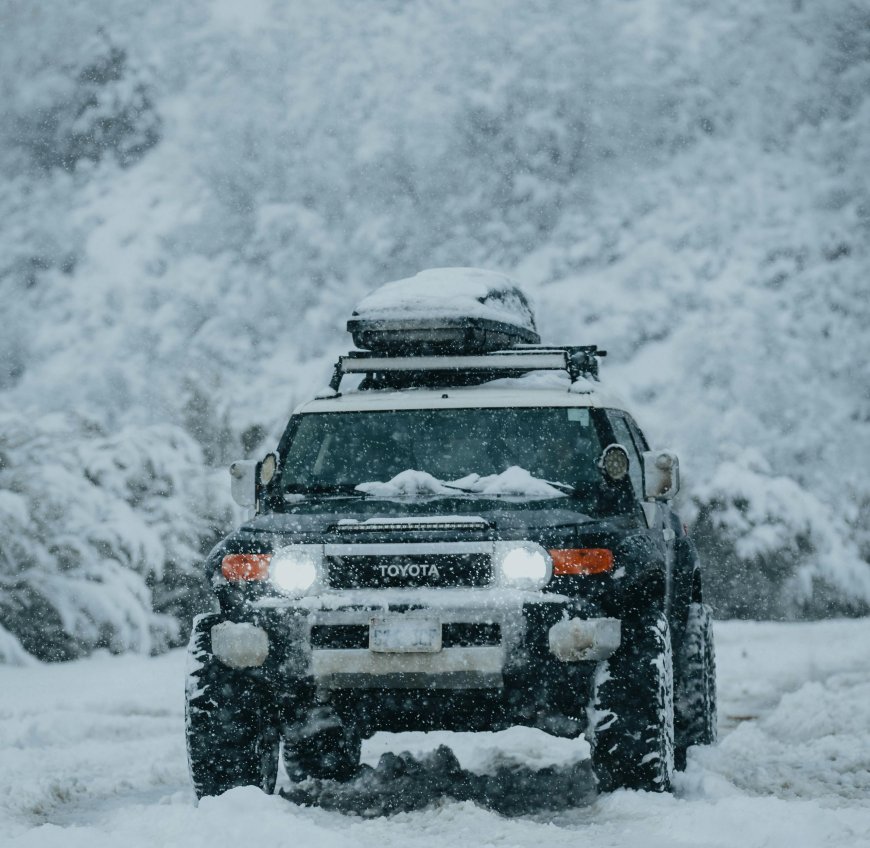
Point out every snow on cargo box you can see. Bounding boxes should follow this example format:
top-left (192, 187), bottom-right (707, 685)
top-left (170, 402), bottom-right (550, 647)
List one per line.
top-left (347, 267), bottom-right (540, 353)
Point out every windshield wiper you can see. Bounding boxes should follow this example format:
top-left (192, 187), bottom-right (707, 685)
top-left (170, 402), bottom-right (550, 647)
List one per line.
top-left (284, 483), bottom-right (368, 496)
top-left (439, 482), bottom-right (479, 493)
top-left (543, 479), bottom-right (576, 494)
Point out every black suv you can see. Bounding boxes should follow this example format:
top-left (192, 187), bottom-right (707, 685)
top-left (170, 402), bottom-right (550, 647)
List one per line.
top-left (186, 275), bottom-right (716, 798)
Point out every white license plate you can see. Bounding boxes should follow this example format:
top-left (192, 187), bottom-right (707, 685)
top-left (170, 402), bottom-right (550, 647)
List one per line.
top-left (369, 617), bottom-right (442, 653)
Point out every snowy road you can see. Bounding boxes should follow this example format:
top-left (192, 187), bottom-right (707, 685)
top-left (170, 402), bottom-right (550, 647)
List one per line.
top-left (2, 619), bottom-right (869, 847)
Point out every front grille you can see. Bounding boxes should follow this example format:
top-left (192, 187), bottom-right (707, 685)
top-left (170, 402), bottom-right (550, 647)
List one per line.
top-left (442, 622), bottom-right (501, 647)
top-left (326, 553), bottom-right (492, 589)
top-left (310, 625), bottom-right (367, 649)
top-left (310, 622), bottom-right (502, 650)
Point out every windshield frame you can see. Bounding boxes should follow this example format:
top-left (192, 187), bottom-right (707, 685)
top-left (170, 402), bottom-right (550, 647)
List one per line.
top-left (268, 404), bottom-right (635, 517)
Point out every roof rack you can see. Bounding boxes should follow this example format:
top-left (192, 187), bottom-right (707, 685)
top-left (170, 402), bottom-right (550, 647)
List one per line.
top-left (327, 345), bottom-right (607, 394)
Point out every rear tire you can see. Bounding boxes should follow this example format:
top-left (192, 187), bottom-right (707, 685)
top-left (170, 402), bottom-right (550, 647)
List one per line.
top-left (185, 614), bottom-right (279, 798)
top-left (588, 610), bottom-right (675, 792)
top-left (674, 602), bottom-right (717, 770)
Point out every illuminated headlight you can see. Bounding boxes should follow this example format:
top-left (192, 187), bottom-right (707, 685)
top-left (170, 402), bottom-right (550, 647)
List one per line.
top-left (269, 545), bottom-right (323, 597)
top-left (493, 541), bottom-right (552, 590)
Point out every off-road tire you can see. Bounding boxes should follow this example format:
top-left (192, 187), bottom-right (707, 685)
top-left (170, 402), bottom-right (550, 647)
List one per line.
top-left (283, 706), bottom-right (361, 782)
top-left (588, 610), bottom-right (675, 793)
top-left (185, 614), bottom-right (280, 798)
top-left (674, 602), bottom-right (717, 770)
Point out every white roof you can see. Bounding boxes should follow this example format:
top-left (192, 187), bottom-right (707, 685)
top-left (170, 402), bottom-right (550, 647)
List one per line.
top-left (296, 372), bottom-right (632, 415)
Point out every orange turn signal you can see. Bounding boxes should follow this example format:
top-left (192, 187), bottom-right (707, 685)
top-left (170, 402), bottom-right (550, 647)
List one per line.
top-left (221, 553), bottom-right (272, 582)
top-left (549, 548), bottom-right (614, 576)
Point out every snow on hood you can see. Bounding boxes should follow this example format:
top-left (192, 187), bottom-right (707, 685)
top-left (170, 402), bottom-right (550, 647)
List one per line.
top-left (453, 467), bottom-right (567, 498)
top-left (351, 267), bottom-right (537, 333)
top-left (355, 467), bottom-right (567, 499)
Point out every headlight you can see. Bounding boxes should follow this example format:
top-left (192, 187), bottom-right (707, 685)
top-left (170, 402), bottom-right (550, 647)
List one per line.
top-left (269, 545), bottom-right (323, 596)
top-left (493, 541), bottom-right (552, 590)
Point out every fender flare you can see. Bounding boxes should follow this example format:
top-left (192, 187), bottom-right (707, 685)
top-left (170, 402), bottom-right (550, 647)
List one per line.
top-left (671, 536), bottom-right (702, 652)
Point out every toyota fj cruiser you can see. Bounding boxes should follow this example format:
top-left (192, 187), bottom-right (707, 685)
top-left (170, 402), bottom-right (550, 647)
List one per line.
top-left (185, 268), bottom-right (717, 798)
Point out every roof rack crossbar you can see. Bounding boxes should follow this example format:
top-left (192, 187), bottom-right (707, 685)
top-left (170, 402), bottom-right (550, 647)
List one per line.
top-left (328, 345), bottom-right (606, 393)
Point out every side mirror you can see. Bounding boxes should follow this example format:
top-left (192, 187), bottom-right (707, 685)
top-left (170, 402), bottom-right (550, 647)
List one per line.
top-left (643, 450), bottom-right (680, 500)
top-left (229, 460), bottom-right (257, 508)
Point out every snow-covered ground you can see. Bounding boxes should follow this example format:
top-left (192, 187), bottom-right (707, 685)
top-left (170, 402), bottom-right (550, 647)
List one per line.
top-left (3, 618), bottom-right (869, 847)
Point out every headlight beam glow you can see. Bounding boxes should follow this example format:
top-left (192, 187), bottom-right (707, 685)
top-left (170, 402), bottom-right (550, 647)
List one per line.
top-left (269, 546), bottom-right (322, 596)
top-left (494, 542), bottom-right (552, 590)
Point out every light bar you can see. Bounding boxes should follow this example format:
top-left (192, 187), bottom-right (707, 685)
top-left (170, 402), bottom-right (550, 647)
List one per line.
top-left (334, 516), bottom-right (491, 533)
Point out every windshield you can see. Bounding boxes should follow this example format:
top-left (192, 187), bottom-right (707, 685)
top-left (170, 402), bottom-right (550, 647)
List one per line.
top-left (278, 407), bottom-right (607, 508)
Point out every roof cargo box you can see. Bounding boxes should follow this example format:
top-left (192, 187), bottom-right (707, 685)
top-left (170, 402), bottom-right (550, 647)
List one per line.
top-left (347, 268), bottom-right (540, 354)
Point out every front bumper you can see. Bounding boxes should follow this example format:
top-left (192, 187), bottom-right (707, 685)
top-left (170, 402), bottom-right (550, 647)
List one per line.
top-left (216, 589), bottom-right (621, 694)
top-left (311, 645), bottom-right (504, 689)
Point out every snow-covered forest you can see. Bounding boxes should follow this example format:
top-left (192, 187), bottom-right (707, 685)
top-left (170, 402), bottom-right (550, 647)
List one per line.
top-left (1, 0), bottom-right (869, 662)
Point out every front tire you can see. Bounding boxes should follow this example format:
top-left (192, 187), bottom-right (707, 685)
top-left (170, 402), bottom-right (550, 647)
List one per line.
top-left (674, 602), bottom-right (717, 770)
top-left (185, 614), bottom-right (280, 798)
top-left (588, 610), bottom-right (675, 792)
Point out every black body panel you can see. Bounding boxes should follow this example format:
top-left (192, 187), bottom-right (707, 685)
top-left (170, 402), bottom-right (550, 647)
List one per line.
top-left (199, 398), bottom-right (702, 738)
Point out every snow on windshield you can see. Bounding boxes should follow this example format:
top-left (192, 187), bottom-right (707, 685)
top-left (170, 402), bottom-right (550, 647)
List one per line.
top-left (351, 268), bottom-right (537, 333)
top-left (355, 467), bottom-right (568, 499)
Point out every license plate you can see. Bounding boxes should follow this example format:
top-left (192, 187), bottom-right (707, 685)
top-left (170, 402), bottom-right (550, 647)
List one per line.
top-left (369, 617), bottom-right (442, 653)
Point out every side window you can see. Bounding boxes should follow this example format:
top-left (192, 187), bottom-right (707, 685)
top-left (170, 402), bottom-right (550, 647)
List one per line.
top-left (607, 412), bottom-right (644, 499)
top-left (625, 416), bottom-right (649, 452)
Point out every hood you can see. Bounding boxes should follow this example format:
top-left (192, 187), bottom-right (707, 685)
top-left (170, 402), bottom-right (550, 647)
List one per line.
top-left (236, 498), bottom-right (636, 545)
